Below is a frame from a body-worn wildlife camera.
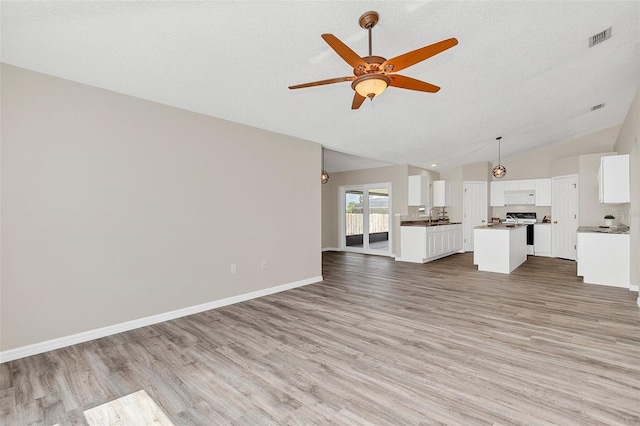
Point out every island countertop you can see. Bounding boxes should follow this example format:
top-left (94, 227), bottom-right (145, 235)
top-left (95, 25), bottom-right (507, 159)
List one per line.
top-left (474, 224), bottom-right (528, 230)
top-left (401, 221), bottom-right (462, 227)
top-left (577, 226), bottom-right (630, 235)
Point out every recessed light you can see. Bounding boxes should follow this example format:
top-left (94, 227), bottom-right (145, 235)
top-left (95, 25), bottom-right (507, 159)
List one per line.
top-left (430, 163), bottom-right (437, 168)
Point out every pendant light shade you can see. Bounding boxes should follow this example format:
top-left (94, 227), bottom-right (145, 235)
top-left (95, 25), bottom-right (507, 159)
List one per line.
top-left (321, 148), bottom-right (329, 184)
top-left (492, 136), bottom-right (507, 179)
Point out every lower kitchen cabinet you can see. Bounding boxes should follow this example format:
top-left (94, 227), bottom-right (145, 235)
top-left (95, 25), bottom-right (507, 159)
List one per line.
top-left (577, 231), bottom-right (630, 288)
top-left (534, 223), bottom-right (551, 257)
top-left (398, 224), bottom-right (463, 263)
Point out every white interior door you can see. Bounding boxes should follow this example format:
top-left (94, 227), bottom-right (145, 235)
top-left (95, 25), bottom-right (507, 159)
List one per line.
top-left (463, 181), bottom-right (488, 251)
top-left (339, 183), bottom-right (392, 256)
top-left (552, 175), bottom-right (578, 260)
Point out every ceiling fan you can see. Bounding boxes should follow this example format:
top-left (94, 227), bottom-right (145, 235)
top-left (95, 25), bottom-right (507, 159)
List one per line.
top-left (288, 11), bottom-right (458, 109)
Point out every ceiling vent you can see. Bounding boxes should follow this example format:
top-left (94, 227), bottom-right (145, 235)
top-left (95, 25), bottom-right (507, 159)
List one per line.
top-left (589, 27), bottom-right (611, 48)
top-left (591, 103), bottom-right (605, 111)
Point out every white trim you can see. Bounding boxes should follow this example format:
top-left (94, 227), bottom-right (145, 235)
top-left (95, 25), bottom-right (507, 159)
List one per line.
top-left (630, 285), bottom-right (639, 292)
top-left (0, 275), bottom-right (322, 363)
top-left (637, 295), bottom-right (640, 309)
top-left (322, 247), bottom-right (339, 252)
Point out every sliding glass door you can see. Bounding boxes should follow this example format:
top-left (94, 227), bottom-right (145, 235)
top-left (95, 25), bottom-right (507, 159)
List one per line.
top-left (340, 183), bottom-right (392, 256)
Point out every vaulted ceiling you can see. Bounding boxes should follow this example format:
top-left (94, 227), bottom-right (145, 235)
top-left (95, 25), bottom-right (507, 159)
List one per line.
top-left (2, 1), bottom-right (638, 172)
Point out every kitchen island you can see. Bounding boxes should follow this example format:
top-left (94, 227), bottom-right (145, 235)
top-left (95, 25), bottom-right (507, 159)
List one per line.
top-left (474, 224), bottom-right (527, 274)
top-left (577, 226), bottom-right (630, 287)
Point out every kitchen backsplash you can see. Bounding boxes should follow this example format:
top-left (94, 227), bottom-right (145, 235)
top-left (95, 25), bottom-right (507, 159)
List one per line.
top-left (492, 206), bottom-right (551, 222)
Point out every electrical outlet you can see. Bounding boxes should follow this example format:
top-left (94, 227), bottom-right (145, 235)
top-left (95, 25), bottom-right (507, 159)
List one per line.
top-left (261, 260), bottom-right (267, 269)
top-left (231, 264), bottom-right (236, 274)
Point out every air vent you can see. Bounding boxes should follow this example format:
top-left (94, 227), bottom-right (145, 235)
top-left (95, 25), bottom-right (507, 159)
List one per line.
top-left (589, 27), bottom-right (611, 47)
top-left (591, 103), bottom-right (605, 111)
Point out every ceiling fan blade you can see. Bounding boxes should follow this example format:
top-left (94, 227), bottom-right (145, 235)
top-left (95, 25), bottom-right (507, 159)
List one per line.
top-left (381, 38), bottom-right (458, 73)
top-left (289, 76), bottom-right (355, 90)
top-left (351, 92), bottom-right (366, 109)
top-left (321, 34), bottom-right (369, 69)
top-left (389, 74), bottom-right (440, 92)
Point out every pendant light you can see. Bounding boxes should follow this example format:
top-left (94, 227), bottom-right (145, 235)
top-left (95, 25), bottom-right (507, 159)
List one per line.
top-left (492, 136), bottom-right (506, 179)
top-left (321, 147), bottom-right (329, 184)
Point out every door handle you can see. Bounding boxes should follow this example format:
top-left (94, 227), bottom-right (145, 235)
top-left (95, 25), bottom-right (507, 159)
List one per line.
top-left (481, 220), bottom-right (485, 223)
top-left (553, 221), bottom-right (558, 224)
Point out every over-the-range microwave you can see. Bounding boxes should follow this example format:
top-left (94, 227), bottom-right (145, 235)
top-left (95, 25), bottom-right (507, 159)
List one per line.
top-left (504, 191), bottom-right (535, 205)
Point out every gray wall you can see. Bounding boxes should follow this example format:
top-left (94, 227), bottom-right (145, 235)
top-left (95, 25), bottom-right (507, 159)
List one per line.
top-left (613, 87), bottom-right (639, 295)
top-left (321, 165), bottom-right (409, 255)
top-left (1, 64), bottom-right (322, 351)
top-left (485, 125), bottom-right (621, 221)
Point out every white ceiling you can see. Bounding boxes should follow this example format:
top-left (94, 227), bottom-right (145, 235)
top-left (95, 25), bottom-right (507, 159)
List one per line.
top-left (2, 1), bottom-right (639, 173)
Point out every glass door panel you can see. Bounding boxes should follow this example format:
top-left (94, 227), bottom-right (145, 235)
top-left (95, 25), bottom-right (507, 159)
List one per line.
top-left (345, 189), bottom-right (364, 248)
top-left (368, 188), bottom-right (389, 253)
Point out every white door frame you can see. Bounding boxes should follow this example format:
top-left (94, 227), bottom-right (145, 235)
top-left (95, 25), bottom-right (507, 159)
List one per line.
top-left (463, 181), bottom-right (488, 252)
top-left (339, 183), bottom-right (393, 256)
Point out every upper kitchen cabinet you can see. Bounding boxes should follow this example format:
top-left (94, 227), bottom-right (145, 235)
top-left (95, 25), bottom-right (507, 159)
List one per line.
top-left (535, 178), bottom-right (552, 206)
top-left (504, 179), bottom-right (535, 191)
top-left (408, 175), bottom-right (430, 207)
top-left (490, 181), bottom-right (505, 207)
top-left (433, 180), bottom-right (451, 207)
top-left (598, 154), bottom-right (630, 204)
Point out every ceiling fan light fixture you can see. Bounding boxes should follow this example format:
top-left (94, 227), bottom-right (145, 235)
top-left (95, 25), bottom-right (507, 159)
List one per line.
top-left (492, 136), bottom-right (507, 179)
top-left (352, 74), bottom-right (390, 99)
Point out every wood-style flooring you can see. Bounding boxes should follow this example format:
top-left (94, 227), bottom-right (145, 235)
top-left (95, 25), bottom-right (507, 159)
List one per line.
top-left (2, 252), bottom-right (640, 425)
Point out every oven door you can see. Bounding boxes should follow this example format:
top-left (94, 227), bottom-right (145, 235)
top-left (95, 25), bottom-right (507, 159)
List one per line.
top-left (526, 224), bottom-right (534, 254)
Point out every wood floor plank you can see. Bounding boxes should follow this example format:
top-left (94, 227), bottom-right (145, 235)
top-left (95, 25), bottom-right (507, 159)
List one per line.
top-left (2, 252), bottom-right (640, 425)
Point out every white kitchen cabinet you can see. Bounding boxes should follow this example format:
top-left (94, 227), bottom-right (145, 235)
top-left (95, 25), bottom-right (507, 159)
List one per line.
top-left (519, 179), bottom-right (536, 190)
top-left (577, 231), bottom-right (629, 287)
top-left (408, 175), bottom-right (430, 206)
top-left (598, 154), bottom-right (630, 203)
top-left (535, 178), bottom-right (552, 206)
top-left (534, 223), bottom-right (551, 257)
top-left (504, 179), bottom-right (536, 191)
top-left (398, 224), bottom-right (462, 263)
top-left (432, 180), bottom-right (451, 207)
top-left (490, 181), bottom-right (505, 207)
top-left (504, 181), bottom-right (520, 191)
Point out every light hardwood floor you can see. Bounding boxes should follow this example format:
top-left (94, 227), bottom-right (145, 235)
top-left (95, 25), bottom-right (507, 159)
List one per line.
top-left (2, 252), bottom-right (639, 425)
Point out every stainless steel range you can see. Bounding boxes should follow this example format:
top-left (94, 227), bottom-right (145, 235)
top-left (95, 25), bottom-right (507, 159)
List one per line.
top-left (505, 212), bottom-right (536, 254)
top-left (505, 212), bottom-right (537, 225)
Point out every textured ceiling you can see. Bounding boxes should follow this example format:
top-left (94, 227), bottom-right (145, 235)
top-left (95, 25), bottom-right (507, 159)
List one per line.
top-left (2, 1), bottom-right (639, 173)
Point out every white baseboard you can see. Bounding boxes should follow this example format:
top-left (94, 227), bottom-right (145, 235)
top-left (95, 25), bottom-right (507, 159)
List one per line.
top-left (0, 275), bottom-right (322, 363)
top-left (322, 247), bottom-right (339, 252)
top-left (629, 284), bottom-right (639, 292)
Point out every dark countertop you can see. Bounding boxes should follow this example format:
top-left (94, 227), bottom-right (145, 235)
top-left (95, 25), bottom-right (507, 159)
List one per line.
top-left (400, 220), bottom-right (462, 227)
top-left (475, 224), bottom-right (528, 230)
top-left (577, 226), bottom-right (630, 235)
